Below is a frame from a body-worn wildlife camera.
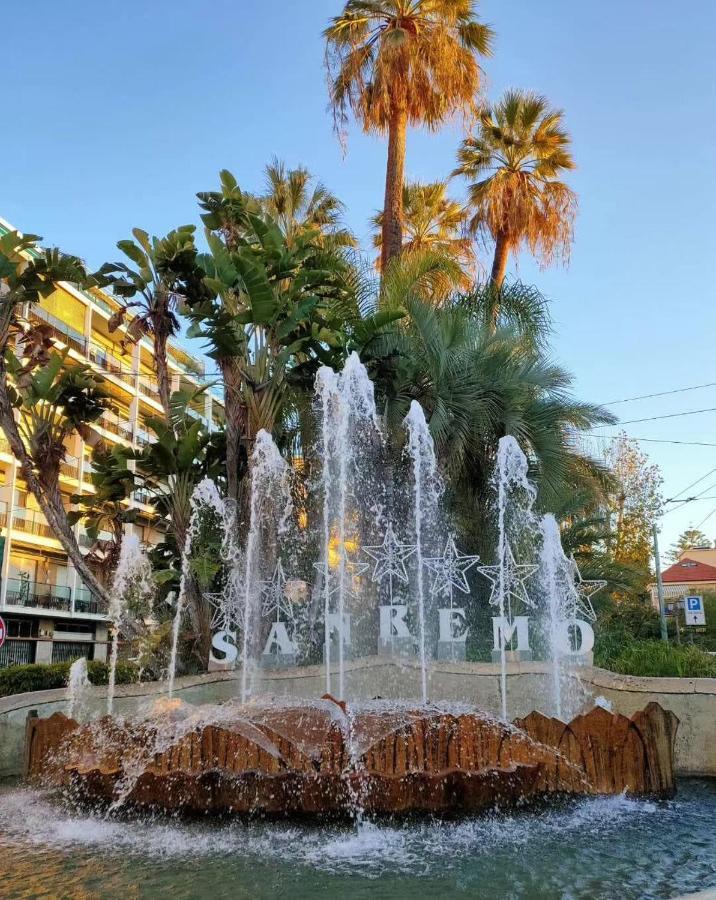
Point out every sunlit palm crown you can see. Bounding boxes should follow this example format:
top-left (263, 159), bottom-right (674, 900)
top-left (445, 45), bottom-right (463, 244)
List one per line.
top-left (325, 0), bottom-right (494, 132)
top-left (454, 89), bottom-right (577, 265)
top-left (259, 158), bottom-right (357, 248)
top-left (372, 180), bottom-right (473, 277)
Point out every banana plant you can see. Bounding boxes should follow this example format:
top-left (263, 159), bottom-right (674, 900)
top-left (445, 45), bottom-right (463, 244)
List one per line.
top-left (97, 225), bottom-right (199, 418)
top-left (0, 230), bottom-right (111, 606)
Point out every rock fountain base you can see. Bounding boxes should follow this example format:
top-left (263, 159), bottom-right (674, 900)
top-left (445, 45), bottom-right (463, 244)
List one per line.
top-left (25, 698), bottom-right (678, 817)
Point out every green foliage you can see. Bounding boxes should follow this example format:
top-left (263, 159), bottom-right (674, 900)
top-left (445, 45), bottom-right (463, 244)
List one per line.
top-left (594, 599), bottom-right (716, 677)
top-left (599, 641), bottom-right (716, 678)
top-left (69, 444), bottom-right (137, 539)
top-left (0, 231), bottom-right (94, 310)
top-left (0, 659), bottom-right (139, 698)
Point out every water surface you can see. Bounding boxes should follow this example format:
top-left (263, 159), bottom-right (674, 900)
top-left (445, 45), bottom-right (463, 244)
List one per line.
top-left (0, 780), bottom-right (714, 899)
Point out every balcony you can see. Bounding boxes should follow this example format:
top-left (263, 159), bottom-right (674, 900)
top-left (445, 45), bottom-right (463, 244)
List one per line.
top-left (134, 428), bottom-right (154, 447)
top-left (88, 342), bottom-right (135, 387)
top-left (59, 455), bottom-right (80, 480)
top-left (5, 577), bottom-right (71, 612)
top-left (138, 377), bottom-right (161, 400)
top-left (29, 308), bottom-right (88, 356)
top-left (74, 587), bottom-right (108, 616)
top-left (132, 488), bottom-right (152, 505)
top-left (11, 506), bottom-right (56, 540)
top-left (98, 412), bottom-right (133, 441)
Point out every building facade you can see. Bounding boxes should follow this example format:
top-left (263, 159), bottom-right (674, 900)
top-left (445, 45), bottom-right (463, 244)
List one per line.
top-left (651, 550), bottom-right (716, 611)
top-left (0, 216), bottom-right (223, 667)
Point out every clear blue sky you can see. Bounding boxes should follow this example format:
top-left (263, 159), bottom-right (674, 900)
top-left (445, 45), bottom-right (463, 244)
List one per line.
top-left (3, 0), bottom-right (716, 557)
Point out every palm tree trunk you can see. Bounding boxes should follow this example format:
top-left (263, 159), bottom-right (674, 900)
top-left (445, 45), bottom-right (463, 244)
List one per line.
top-left (154, 329), bottom-right (172, 421)
top-left (490, 232), bottom-right (511, 289)
top-left (0, 365), bottom-right (110, 607)
top-left (220, 357), bottom-right (246, 504)
top-left (381, 105), bottom-right (408, 271)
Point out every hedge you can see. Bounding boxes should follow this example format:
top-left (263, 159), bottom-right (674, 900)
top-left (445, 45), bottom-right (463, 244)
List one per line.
top-left (0, 659), bottom-right (139, 699)
top-left (597, 640), bottom-right (716, 679)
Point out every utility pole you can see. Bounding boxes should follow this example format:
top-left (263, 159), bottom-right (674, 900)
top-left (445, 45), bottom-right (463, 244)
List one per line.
top-left (652, 523), bottom-right (669, 643)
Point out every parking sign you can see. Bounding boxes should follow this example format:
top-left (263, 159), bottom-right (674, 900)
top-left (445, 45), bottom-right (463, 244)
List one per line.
top-left (684, 596), bottom-right (706, 626)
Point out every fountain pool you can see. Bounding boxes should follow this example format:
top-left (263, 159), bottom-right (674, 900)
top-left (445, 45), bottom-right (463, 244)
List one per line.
top-left (0, 779), bottom-right (715, 899)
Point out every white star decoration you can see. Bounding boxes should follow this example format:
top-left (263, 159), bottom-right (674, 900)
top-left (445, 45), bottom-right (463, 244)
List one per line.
top-left (569, 557), bottom-right (606, 623)
top-left (260, 559), bottom-right (294, 623)
top-left (312, 557), bottom-right (369, 606)
top-left (206, 590), bottom-right (244, 633)
top-left (423, 535), bottom-right (480, 600)
top-left (477, 545), bottom-right (539, 615)
top-left (363, 523), bottom-right (416, 586)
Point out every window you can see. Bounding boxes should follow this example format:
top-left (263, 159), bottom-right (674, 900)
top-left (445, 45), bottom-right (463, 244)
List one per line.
top-left (6, 618), bottom-right (37, 639)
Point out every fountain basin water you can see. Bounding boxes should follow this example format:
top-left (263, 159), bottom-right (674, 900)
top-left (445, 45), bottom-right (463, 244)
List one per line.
top-left (25, 699), bottom-right (677, 818)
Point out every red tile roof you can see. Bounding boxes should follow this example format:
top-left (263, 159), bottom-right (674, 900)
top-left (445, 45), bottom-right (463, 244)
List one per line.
top-left (662, 557), bottom-right (716, 583)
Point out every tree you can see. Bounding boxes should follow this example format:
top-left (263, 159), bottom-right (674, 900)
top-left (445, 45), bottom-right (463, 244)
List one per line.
top-left (97, 226), bottom-right (200, 418)
top-left (371, 180), bottom-right (474, 286)
top-left (0, 230), bottom-right (111, 606)
top-left (68, 444), bottom-right (138, 583)
top-left (453, 89), bottom-right (577, 293)
top-left (362, 253), bottom-right (615, 543)
top-left (191, 170), bottom-right (360, 503)
top-left (325, 0), bottom-right (493, 270)
top-left (454, 280), bottom-right (551, 348)
top-left (668, 527), bottom-right (712, 563)
top-left (137, 388), bottom-right (225, 664)
top-left (259, 158), bottom-right (356, 250)
top-left (604, 433), bottom-right (663, 588)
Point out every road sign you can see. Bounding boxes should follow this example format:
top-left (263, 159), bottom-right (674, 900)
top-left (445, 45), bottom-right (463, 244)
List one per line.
top-left (0, 615), bottom-right (6, 649)
top-left (684, 595), bottom-right (706, 626)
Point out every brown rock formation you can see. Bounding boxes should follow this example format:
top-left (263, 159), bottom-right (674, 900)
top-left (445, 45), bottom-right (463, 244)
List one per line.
top-left (25, 700), bottom-right (678, 817)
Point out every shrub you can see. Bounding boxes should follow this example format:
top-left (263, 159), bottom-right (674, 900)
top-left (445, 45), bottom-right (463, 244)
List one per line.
top-left (600, 640), bottom-right (716, 679)
top-left (0, 659), bottom-right (139, 698)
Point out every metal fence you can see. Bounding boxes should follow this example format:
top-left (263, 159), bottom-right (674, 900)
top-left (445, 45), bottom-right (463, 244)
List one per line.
top-left (0, 639), bottom-right (36, 668)
top-left (51, 641), bottom-right (94, 664)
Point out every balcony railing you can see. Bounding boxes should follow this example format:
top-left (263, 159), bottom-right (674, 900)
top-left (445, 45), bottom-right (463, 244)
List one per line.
top-left (29, 308), bottom-right (88, 356)
top-left (88, 343), bottom-right (135, 386)
top-left (5, 577), bottom-right (71, 612)
top-left (11, 506), bottom-right (56, 540)
top-left (138, 377), bottom-right (161, 400)
top-left (59, 455), bottom-right (80, 480)
top-left (132, 488), bottom-right (152, 505)
top-left (74, 587), bottom-right (108, 616)
top-left (99, 413), bottom-right (133, 440)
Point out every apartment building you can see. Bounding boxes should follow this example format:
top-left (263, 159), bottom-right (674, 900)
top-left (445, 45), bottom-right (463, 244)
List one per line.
top-left (0, 216), bottom-right (223, 667)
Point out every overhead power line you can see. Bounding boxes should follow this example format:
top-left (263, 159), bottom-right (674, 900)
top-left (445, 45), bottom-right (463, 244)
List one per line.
top-left (666, 467), bottom-right (716, 503)
top-left (600, 381), bottom-right (716, 406)
top-left (592, 406), bottom-right (716, 427)
top-left (580, 435), bottom-right (716, 448)
top-left (695, 507), bottom-right (716, 529)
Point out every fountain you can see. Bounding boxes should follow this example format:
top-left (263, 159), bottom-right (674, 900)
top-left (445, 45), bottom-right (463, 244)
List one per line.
top-left (168, 478), bottom-right (224, 697)
top-left (24, 355), bottom-right (679, 818)
top-left (66, 658), bottom-right (90, 721)
top-left (107, 532), bottom-right (154, 714)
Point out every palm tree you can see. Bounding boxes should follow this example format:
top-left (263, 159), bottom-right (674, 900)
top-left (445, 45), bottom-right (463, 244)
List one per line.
top-left (363, 261), bottom-right (614, 533)
top-left (192, 170), bottom-right (358, 503)
top-left (371, 180), bottom-right (474, 285)
top-left (454, 89), bottom-right (577, 288)
top-left (98, 226), bottom-right (199, 418)
top-left (325, 0), bottom-right (493, 271)
top-left (259, 158), bottom-right (356, 249)
top-left (0, 230), bottom-right (112, 607)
